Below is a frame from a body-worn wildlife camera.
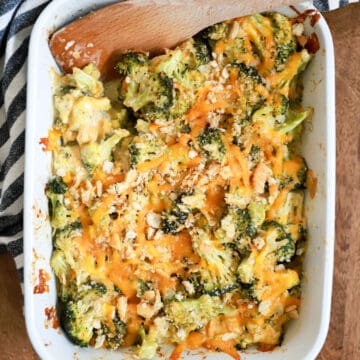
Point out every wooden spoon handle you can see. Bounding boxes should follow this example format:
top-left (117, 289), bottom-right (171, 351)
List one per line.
top-left (50, 0), bottom-right (303, 79)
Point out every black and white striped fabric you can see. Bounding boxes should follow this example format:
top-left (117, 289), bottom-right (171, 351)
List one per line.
top-left (0, 0), bottom-right (358, 285)
top-left (314, 0), bottom-right (358, 9)
top-left (1, 0), bottom-right (51, 283)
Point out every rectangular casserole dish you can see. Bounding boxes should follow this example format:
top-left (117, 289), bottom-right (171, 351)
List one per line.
top-left (24, 1), bottom-right (335, 359)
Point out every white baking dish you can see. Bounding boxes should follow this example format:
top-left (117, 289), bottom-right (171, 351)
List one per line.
top-left (24, 1), bottom-right (335, 359)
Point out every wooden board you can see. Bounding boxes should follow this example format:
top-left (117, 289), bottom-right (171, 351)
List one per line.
top-left (0, 3), bottom-right (359, 359)
top-left (317, 3), bottom-right (360, 359)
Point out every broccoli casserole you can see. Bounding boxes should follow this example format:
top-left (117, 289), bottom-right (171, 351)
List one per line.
top-left (46, 12), bottom-right (317, 359)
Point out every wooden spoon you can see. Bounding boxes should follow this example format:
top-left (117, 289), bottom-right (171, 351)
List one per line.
top-left (50, 0), bottom-right (302, 79)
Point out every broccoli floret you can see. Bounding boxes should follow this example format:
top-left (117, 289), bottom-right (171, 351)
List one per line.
top-left (279, 174), bottom-right (293, 190)
top-left (282, 190), bottom-right (305, 226)
top-left (53, 222), bottom-right (82, 300)
top-left (275, 238), bottom-right (296, 263)
top-left (62, 301), bottom-right (92, 347)
top-left (221, 38), bottom-right (246, 64)
top-left (60, 281), bottom-right (78, 303)
top-left (165, 294), bottom-right (228, 336)
top-left (53, 221), bottom-right (82, 245)
top-left (46, 180), bottom-right (73, 230)
top-left (262, 220), bottom-right (287, 240)
top-left (273, 49), bottom-right (312, 92)
top-left (52, 145), bottom-right (87, 179)
top-left (227, 63), bottom-right (265, 122)
top-left (178, 68), bottom-right (206, 91)
top-left (278, 107), bottom-right (312, 134)
top-left (152, 48), bottom-right (204, 114)
top-left (86, 280), bottom-right (107, 294)
top-left (128, 133), bottom-right (166, 167)
top-left (232, 241), bottom-right (252, 260)
top-left (288, 284), bottom-right (301, 298)
top-left (186, 270), bottom-right (237, 297)
top-left (221, 207), bottom-right (257, 242)
top-left (276, 42), bottom-right (296, 70)
top-left (116, 51), bottom-right (173, 117)
top-left (115, 51), bottom-right (149, 76)
top-left (170, 92), bottom-right (193, 118)
top-left (184, 271), bottom-right (203, 296)
top-left (109, 103), bottom-right (136, 132)
top-left (161, 208), bottom-right (189, 235)
top-left (54, 92), bottom-right (75, 125)
top-left (132, 73), bottom-right (173, 116)
top-left (288, 74), bottom-right (304, 103)
top-left (233, 208), bottom-right (254, 235)
top-left (181, 123), bottom-right (191, 134)
top-left (101, 316), bottom-right (127, 350)
top-left (138, 326), bottom-right (158, 359)
top-left (235, 62), bottom-right (264, 84)
top-left (279, 95), bottom-right (290, 115)
top-left (151, 46), bottom-right (206, 117)
top-left (59, 84), bottom-right (76, 96)
top-left (279, 157), bottom-right (308, 191)
top-left (293, 158), bottom-right (308, 190)
top-left (238, 281), bottom-right (259, 302)
top-left (51, 250), bottom-right (69, 278)
top-left (262, 221), bottom-right (296, 263)
top-left (191, 228), bottom-right (238, 295)
top-left (72, 63), bottom-right (103, 96)
top-left (116, 48), bottom-right (205, 120)
top-left (200, 19), bottom-right (247, 64)
top-left (61, 289), bottom-right (102, 347)
top-left (247, 201), bottom-right (267, 227)
top-left (251, 105), bottom-right (273, 127)
top-left (80, 130), bottom-right (129, 171)
top-left (53, 221), bottom-right (83, 265)
top-left (197, 128), bottom-right (226, 162)
top-left (237, 251), bottom-right (256, 284)
top-left (247, 14), bottom-right (270, 61)
top-left (48, 176), bottom-right (67, 194)
top-left (201, 22), bottom-right (244, 64)
top-left (128, 143), bottom-right (140, 166)
top-left (62, 286), bottom-right (126, 348)
top-left (201, 22), bottom-right (229, 42)
top-left (51, 249), bottom-right (72, 298)
top-left (269, 13), bottom-right (297, 71)
top-left (104, 79), bottom-right (141, 130)
top-left (178, 37), bottom-right (211, 68)
top-left (273, 94), bottom-right (290, 123)
top-left (152, 50), bottom-right (184, 78)
top-left (192, 38), bottom-right (211, 66)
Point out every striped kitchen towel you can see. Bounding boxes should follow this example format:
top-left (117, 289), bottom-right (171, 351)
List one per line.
top-left (0, 0), bottom-right (358, 285)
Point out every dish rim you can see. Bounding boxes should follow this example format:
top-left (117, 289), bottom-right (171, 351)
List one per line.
top-left (23, 1), bottom-right (336, 359)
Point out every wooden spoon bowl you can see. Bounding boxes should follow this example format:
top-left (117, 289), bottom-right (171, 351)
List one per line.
top-left (50, 0), bottom-right (302, 79)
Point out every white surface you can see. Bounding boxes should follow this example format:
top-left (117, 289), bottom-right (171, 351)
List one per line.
top-left (24, 1), bottom-right (335, 359)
